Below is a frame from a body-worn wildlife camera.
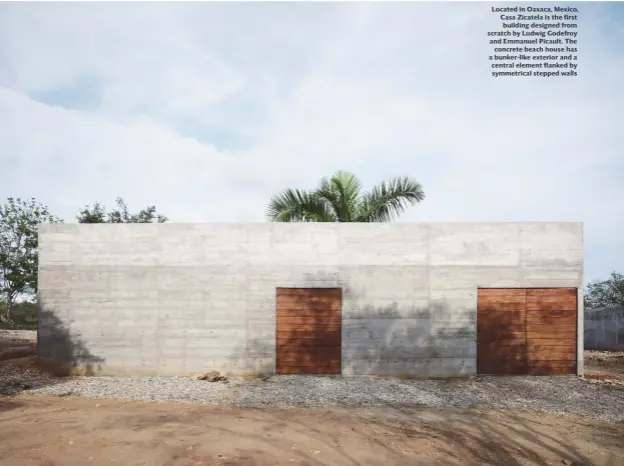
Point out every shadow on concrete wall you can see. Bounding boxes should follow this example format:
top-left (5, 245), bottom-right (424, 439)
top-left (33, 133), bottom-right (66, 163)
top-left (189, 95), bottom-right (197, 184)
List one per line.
top-left (272, 272), bottom-right (474, 377)
top-left (37, 303), bottom-right (104, 377)
top-left (29, 274), bottom-right (578, 379)
top-left (235, 283), bottom-right (579, 378)
top-left (229, 272), bottom-right (475, 378)
top-left (186, 276), bottom-right (582, 378)
top-left (341, 299), bottom-right (474, 378)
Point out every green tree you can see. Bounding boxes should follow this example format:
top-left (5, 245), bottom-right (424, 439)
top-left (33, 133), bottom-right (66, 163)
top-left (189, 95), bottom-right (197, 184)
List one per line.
top-left (266, 171), bottom-right (425, 222)
top-left (0, 197), bottom-right (62, 324)
top-left (77, 197), bottom-right (168, 224)
top-left (584, 272), bottom-right (624, 309)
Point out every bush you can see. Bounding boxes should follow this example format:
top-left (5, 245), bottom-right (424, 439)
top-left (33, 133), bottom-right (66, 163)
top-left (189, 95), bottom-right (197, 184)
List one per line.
top-left (0, 301), bottom-right (37, 330)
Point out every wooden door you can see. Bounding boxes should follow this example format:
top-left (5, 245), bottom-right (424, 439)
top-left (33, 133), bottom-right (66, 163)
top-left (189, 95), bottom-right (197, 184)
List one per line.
top-left (526, 289), bottom-right (577, 375)
top-left (275, 288), bottom-right (342, 375)
top-left (477, 288), bottom-right (578, 375)
top-left (477, 289), bottom-right (528, 374)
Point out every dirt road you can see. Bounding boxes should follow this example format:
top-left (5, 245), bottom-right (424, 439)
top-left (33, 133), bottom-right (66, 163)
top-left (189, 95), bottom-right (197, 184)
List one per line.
top-left (1, 395), bottom-right (624, 466)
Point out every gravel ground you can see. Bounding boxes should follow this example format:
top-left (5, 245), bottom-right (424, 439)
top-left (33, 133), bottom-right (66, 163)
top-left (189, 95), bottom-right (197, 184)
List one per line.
top-left (23, 374), bottom-right (624, 423)
top-left (27, 376), bottom-right (247, 404)
top-left (231, 375), bottom-right (624, 421)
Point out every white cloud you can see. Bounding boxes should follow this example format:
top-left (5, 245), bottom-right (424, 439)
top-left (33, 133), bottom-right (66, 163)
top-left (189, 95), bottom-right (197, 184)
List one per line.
top-left (0, 2), bottom-right (622, 281)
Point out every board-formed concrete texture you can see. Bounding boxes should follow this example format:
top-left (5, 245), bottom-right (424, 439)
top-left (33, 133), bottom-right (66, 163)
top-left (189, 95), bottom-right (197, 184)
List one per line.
top-left (37, 222), bottom-right (584, 377)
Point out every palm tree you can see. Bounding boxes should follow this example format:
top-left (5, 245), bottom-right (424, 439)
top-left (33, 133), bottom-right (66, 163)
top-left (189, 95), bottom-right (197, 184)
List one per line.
top-left (266, 171), bottom-right (425, 222)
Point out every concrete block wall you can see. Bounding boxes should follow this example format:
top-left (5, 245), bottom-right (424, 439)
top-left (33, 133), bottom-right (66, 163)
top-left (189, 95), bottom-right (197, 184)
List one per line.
top-left (585, 306), bottom-right (624, 350)
top-left (37, 222), bottom-right (584, 377)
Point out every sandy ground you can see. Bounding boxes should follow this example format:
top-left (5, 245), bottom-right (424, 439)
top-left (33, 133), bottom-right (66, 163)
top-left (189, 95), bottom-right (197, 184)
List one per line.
top-left (2, 332), bottom-right (624, 466)
top-left (2, 395), bottom-right (624, 466)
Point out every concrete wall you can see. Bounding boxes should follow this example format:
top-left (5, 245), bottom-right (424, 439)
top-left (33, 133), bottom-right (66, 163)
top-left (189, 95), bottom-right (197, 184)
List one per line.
top-left (585, 307), bottom-right (624, 351)
top-left (37, 222), bottom-right (584, 377)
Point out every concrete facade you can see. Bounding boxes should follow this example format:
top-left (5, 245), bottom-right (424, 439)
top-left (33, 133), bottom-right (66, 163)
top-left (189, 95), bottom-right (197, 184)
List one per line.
top-left (37, 222), bottom-right (584, 377)
top-left (585, 306), bottom-right (624, 351)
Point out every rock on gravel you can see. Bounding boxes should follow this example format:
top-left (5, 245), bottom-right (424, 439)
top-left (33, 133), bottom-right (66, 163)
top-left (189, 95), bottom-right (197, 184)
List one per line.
top-left (193, 371), bottom-right (228, 382)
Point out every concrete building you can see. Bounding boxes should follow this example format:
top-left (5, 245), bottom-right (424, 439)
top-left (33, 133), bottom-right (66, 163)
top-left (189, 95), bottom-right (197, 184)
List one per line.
top-left (37, 222), bottom-right (584, 377)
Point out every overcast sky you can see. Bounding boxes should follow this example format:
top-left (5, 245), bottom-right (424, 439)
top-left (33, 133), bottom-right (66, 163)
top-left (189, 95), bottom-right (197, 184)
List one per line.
top-left (0, 2), bottom-right (621, 283)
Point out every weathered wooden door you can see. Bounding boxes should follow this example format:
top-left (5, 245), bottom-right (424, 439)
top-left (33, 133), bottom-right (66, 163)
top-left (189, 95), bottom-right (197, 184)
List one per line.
top-left (526, 289), bottom-right (577, 375)
top-left (276, 288), bottom-right (342, 375)
top-left (477, 288), bottom-right (577, 375)
top-left (477, 289), bottom-right (528, 374)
